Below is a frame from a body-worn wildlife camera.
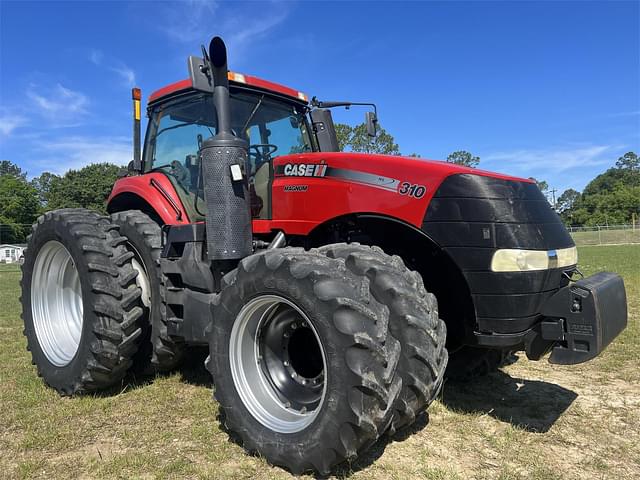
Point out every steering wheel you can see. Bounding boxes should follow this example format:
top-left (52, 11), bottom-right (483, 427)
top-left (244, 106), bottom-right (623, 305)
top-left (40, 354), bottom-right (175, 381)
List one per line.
top-left (249, 144), bottom-right (278, 164)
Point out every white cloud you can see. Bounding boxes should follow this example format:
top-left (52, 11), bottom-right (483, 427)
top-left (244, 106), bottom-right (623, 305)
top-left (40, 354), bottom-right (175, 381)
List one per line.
top-left (483, 145), bottom-right (615, 173)
top-left (156, 0), bottom-right (290, 62)
top-left (89, 49), bottom-right (103, 65)
top-left (481, 144), bottom-right (626, 192)
top-left (110, 65), bottom-right (136, 87)
top-left (26, 83), bottom-right (89, 126)
top-left (31, 136), bottom-right (131, 174)
top-left (0, 113), bottom-right (27, 136)
top-left (159, 0), bottom-right (220, 43)
top-left (89, 49), bottom-right (136, 87)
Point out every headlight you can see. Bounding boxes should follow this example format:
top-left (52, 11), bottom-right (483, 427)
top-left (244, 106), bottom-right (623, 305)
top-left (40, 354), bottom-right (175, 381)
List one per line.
top-left (491, 246), bottom-right (578, 272)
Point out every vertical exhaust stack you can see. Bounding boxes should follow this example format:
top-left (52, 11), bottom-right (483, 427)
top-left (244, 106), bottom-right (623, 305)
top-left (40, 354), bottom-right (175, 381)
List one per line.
top-left (200, 36), bottom-right (253, 263)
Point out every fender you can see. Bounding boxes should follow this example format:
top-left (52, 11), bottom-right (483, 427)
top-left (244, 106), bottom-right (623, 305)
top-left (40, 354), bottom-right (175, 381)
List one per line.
top-left (108, 173), bottom-right (190, 225)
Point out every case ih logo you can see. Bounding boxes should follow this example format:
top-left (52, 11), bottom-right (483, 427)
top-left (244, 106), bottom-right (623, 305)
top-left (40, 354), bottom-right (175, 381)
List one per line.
top-left (283, 163), bottom-right (327, 177)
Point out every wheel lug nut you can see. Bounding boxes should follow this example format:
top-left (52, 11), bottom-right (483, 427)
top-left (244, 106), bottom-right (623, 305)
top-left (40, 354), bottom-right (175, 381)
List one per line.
top-left (284, 360), bottom-right (289, 367)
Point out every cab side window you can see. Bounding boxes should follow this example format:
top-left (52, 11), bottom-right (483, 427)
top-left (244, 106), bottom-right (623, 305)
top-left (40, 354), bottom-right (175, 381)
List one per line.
top-left (147, 95), bottom-right (216, 197)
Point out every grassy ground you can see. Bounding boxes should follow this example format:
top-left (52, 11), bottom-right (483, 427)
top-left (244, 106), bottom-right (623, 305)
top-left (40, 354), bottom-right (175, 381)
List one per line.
top-left (0, 245), bottom-right (638, 479)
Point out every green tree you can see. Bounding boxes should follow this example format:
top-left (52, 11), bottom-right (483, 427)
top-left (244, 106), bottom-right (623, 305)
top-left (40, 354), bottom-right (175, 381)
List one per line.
top-left (615, 151), bottom-right (639, 171)
top-left (446, 150), bottom-right (480, 168)
top-left (31, 172), bottom-right (61, 207)
top-left (334, 123), bottom-right (353, 152)
top-left (529, 177), bottom-right (549, 194)
top-left (0, 173), bottom-right (39, 243)
top-left (557, 188), bottom-right (580, 213)
top-left (568, 151), bottom-right (640, 226)
top-left (334, 122), bottom-right (400, 155)
top-left (0, 160), bottom-right (25, 178)
top-left (46, 163), bottom-right (121, 213)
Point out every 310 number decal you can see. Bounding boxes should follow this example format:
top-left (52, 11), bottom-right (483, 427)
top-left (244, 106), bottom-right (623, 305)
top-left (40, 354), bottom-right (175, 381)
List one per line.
top-left (398, 182), bottom-right (426, 198)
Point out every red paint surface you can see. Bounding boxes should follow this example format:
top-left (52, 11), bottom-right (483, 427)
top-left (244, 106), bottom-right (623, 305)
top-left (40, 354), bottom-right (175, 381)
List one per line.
top-left (108, 173), bottom-right (190, 225)
top-left (148, 74), bottom-right (305, 104)
top-left (263, 153), bottom-right (531, 235)
top-left (108, 153), bottom-right (533, 235)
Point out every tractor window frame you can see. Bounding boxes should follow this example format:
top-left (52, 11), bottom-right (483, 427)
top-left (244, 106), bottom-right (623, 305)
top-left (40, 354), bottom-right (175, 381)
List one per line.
top-left (143, 88), bottom-right (315, 172)
top-left (142, 87), bottom-right (314, 221)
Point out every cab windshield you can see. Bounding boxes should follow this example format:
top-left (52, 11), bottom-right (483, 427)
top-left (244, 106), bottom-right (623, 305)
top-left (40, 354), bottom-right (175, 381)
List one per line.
top-left (144, 90), bottom-right (312, 219)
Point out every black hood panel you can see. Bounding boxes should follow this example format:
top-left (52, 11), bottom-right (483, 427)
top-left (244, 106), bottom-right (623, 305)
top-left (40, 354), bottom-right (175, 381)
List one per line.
top-left (422, 174), bottom-right (575, 335)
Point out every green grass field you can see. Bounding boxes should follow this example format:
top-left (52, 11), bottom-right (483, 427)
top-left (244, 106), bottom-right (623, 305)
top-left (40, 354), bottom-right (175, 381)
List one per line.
top-left (1, 245), bottom-right (638, 479)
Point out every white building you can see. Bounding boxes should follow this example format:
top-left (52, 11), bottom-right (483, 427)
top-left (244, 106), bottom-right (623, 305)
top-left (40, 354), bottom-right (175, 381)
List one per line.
top-left (0, 244), bottom-right (26, 263)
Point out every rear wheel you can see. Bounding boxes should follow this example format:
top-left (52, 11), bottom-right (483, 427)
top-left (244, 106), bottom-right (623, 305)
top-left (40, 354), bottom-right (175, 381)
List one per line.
top-left (208, 248), bottom-right (401, 475)
top-left (320, 243), bottom-right (448, 434)
top-left (111, 210), bottom-right (184, 372)
top-left (21, 209), bottom-right (143, 395)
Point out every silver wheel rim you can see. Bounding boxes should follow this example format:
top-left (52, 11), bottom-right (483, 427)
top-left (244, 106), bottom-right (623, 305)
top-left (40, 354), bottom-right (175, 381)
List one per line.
top-left (229, 295), bottom-right (327, 433)
top-left (130, 248), bottom-right (150, 308)
top-left (31, 240), bottom-right (83, 367)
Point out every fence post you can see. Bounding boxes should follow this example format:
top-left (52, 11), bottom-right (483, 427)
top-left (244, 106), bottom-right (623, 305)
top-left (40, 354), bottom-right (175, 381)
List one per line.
top-left (598, 226), bottom-right (602, 245)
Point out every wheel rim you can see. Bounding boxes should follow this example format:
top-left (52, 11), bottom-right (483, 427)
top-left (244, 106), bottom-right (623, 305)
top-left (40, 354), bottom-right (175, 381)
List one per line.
top-left (229, 295), bottom-right (327, 433)
top-left (129, 246), bottom-right (150, 308)
top-left (31, 241), bottom-right (83, 367)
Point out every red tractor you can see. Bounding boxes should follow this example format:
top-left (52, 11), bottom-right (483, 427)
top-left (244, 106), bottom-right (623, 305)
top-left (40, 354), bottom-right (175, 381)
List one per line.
top-left (20, 37), bottom-right (627, 474)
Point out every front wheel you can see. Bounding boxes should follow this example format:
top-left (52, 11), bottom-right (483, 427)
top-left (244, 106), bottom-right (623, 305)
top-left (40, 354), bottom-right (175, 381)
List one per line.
top-left (207, 248), bottom-right (401, 475)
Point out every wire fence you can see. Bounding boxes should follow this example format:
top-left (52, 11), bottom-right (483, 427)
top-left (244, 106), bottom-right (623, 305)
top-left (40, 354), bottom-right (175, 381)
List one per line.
top-left (567, 225), bottom-right (640, 246)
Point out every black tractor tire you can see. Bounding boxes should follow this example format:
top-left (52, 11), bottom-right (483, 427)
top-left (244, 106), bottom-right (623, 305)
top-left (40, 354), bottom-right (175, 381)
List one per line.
top-left (445, 346), bottom-right (515, 382)
top-left (111, 210), bottom-right (184, 372)
top-left (207, 248), bottom-right (402, 475)
top-left (319, 243), bottom-right (448, 434)
top-left (20, 208), bottom-right (143, 395)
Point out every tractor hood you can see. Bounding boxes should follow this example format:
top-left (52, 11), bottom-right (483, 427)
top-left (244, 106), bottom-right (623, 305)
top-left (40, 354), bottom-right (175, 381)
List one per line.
top-left (273, 151), bottom-right (531, 190)
top-left (270, 151), bottom-right (536, 232)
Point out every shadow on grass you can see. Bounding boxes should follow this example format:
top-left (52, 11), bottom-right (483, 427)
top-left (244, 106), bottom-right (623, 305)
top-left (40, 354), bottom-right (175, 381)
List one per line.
top-left (441, 370), bottom-right (578, 433)
top-left (92, 346), bottom-right (213, 397)
top-left (330, 369), bottom-right (577, 477)
top-left (101, 353), bottom-right (577, 476)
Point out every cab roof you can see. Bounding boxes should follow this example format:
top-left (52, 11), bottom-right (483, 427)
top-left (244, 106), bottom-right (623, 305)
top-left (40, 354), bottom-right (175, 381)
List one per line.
top-left (148, 72), bottom-right (309, 105)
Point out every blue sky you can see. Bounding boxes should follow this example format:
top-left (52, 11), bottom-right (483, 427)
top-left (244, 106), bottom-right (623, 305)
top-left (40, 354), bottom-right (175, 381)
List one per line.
top-left (1, 0), bottom-right (638, 196)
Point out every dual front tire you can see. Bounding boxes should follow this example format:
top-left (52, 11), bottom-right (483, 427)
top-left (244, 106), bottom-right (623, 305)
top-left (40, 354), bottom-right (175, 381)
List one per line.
top-left (209, 245), bottom-right (448, 475)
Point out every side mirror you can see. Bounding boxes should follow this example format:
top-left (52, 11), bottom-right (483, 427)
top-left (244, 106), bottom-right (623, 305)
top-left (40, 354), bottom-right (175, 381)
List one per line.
top-left (365, 111), bottom-right (378, 138)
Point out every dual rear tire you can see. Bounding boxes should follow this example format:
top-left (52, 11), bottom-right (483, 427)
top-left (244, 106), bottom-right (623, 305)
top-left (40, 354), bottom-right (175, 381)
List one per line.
top-left (21, 209), bottom-right (143, 394)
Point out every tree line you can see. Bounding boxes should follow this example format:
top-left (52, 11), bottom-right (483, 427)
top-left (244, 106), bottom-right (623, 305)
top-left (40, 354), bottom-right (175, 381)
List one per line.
top-left (1, 126), bottom-right (638, 243)
top-left (0, 161), bottom-right (120, 243)
top-left (336, 122), bottom-right (639, 226)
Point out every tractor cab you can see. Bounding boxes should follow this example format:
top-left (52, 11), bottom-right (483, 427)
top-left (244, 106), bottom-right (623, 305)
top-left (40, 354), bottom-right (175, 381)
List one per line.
top-left (143, 75), bottom-right (315, 220)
